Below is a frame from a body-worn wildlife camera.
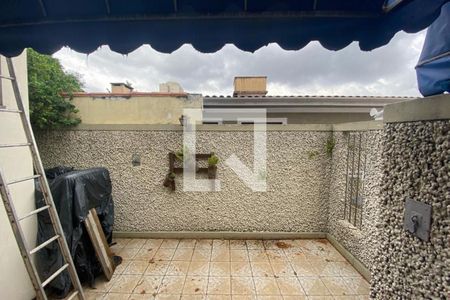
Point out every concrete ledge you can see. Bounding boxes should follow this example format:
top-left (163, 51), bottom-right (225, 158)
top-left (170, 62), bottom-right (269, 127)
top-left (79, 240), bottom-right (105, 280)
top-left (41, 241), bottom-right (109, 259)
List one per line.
top-left (327, 233), bottom-right (371, 282)
top-left (113, 231), bottom-right (326, 240)
top-left (59, 124), bottom-right (334, 132)
top-left (333, 120), bottom-right (383, 131)
top-left (384, 94), bottom-right (450, 123)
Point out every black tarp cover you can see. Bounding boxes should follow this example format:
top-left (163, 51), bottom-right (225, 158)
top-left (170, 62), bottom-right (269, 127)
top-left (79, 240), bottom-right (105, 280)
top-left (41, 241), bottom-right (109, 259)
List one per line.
top-left (35, 167), bottom-right (114, 297)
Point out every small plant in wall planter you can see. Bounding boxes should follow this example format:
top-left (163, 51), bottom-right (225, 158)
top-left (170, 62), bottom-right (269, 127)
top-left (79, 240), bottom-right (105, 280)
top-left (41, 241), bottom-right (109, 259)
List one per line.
top-left (163, 172), bottom-right (176, 191)
top-left (207, 154), bottom-right (219, 179)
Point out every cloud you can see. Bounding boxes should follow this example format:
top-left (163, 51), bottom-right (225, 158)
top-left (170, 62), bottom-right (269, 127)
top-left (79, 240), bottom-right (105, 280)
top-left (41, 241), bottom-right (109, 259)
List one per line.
top-left (53, 30), bottom-right (426, 96)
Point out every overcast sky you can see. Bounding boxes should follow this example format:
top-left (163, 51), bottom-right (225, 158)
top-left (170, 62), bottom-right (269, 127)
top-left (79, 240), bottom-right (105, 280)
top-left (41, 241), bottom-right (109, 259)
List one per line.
top-left (54, 30), bottom-right (426, 97)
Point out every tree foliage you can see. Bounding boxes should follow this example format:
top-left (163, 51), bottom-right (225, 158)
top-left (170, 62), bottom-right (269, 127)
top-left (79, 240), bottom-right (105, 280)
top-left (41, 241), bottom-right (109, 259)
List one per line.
top-left (27, 48), bottom-right (83, 129)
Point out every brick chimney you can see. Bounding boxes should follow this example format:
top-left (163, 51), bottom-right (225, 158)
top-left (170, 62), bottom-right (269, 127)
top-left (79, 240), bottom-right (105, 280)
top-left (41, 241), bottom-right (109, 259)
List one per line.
top-left (233, 76), bottom-right (267, 97)
top-left (111, 82), bottom-right (133, 93)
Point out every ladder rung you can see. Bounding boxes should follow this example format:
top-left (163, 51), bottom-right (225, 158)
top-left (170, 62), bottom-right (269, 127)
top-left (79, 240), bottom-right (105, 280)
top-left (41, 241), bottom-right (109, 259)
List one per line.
top-left (41, 263), bottom-right (68, 288)
top-left (0, 74), bottom-right (15, 80)
top-left (0, 143), bottom-right (31, 148)
top-left (30, 235), bottom-right (60, 254)
top-left (19, 205), bottom-right (50, 221)
top-left (67, 291), bottom-right (79, 300)
top-left (7, 174), bottom-right (41, 185)
top-left (0, 108), bottom-right (22, 113)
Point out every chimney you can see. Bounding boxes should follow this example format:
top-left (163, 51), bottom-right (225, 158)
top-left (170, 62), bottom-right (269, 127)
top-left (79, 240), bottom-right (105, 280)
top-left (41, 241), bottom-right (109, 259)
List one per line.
top-left (233, 76), bottom-right (267, 97)
top-left (110, 82), bottom-right (133, 93)
top-left (159, 82), bottom-right (184, 93)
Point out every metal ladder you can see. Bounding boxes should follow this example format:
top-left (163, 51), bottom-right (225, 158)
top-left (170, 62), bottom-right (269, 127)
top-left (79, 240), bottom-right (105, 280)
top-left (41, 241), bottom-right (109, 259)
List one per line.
top-left (0, 57), bottom-right (85, 300)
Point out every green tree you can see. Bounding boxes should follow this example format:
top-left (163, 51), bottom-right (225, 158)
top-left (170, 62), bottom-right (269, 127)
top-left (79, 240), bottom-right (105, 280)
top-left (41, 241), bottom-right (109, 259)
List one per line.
top-left (27, 48), bottom-right (83, 129)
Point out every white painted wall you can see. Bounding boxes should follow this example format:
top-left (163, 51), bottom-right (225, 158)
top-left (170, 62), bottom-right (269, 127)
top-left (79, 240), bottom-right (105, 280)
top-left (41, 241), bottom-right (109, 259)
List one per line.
top-left (0, 52), bottom-right (36, 299)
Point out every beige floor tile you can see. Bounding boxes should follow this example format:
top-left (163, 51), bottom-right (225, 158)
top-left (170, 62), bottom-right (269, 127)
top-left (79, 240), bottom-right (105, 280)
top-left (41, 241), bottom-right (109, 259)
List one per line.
top-left (298, 277), bottom-right (330, 296)
top-left (124, 261), bottom-right (150, 275)
top-left (250, 262), bottom-right (273, 277)
top-left (231, 277), bottom-right (256, 295)
top-left (265, 250), bottom-right (287, 263)
top-left (195, 239), bottom-right (213, 250)
top-left (271, 262), bottom-right (296, 277)
top-left (231, 296), bottom-right (257, 300)
top-left (178, 239), bottom-right (197, 248)
top-left (84, 291), bottom-right (106, 300)
top-left (283, 249), bottom-right (306, 262)
top-left (192, 249), bottom-right (212, 262)
top-left (114, 239), bottom-right (132, 248)
top-left (180, 296), bottom-right (205, 300)
top-left (110, 275), bottom-right (142, 294)
top-left (277, 240), bottom-right (297, 248)
top-left (320, 277), bottom-right (354, 296)
top-left (262, 240), bottom-right (279, 250)
top-left (111, 243), bottom-right (125, 254)
top-left (134, 248), bottom-right (158, 261)
top-left (188, 261), bottom-right (210, 276)
top-left (167, 261), bottom-right (191, 276)
top-left (230, 262), bottom-right (253, 277)
top-left (158, 276), bottom-right (186, 294)
top-left (126, 239), bottom-right (146, 249)
top-left (229, 240), bottom-right (247, 250)
top-left (183, 276), bottom-right (208, 295)
top-left (245, 240), bottom-right (264, 250)
top-left (210, 262), bottom-right (231, 277)
top-left (342, 277), bottom-right (370, 295)
top-left (306, 296), bottom-right (333, 300)
top-left (248, 250), bottom-right (268, 263)
top-left (155, 295), bottom-right (181, 300)
top-left (213, 239), bottom-right (230, 249)
top-left (154, 248), bottom-right (176, 261)
top-left (211, 249), bottom-right (230, 262)
top-left (160, 239), bottom-right (180, 249)
top-left (276, 277), bottom-right (305, 296)
top-left (335, 262), bottom-right (362, 278)
top-left (119, 248), bottom-right (141, 260)
top-left (334, 296), bottom-right (359, 300)
top-left (255, 296), bottom-right (283, 300)
top-left (207, 277), bottom-right (231, 295)
top-left (173, 248), bottom-right (194, 261)
top-left (143, 239), bottom-right (164, 250)
top-left (115, 260), bottom-right (132, 275)
top-left (308, 260), bottom-right (340, 277)
top-left (145, 260), bottom-right (170, 276)
top-left (290, 261), bottom-right (318, 277)
top-left (282, 296), bottom-right (307, 300)
top-left (104, 293), bottom-right (132, 299)
top-left (253, 277), bottom-right (280, 295)
top-left (206, 295), bottom-right (231, 300)
top-left (133, 276), bottom-right (163, 295)
top-left (230, 250), bottom-right (249, 262)
top-left (129, 294), bottom-right (156, 300)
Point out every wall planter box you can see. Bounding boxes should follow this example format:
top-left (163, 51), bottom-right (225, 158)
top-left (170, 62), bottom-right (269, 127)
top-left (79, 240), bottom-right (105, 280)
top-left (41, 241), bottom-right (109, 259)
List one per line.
top-left (164, 152), bottom-right (217, 191)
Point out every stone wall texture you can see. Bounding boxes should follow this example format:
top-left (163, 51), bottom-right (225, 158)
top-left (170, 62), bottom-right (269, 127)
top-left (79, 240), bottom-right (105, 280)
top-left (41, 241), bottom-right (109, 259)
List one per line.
top-left (328, 130), bottom-right (383, 269)
top-left (36, 129), bottom-right (333, 233)
top-left (371, 121), bottom-right (450, 299)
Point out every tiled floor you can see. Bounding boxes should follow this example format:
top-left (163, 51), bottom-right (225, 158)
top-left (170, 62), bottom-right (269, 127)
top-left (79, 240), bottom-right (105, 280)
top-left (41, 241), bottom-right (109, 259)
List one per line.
top-left (83, 239), bottom-right (370, 300)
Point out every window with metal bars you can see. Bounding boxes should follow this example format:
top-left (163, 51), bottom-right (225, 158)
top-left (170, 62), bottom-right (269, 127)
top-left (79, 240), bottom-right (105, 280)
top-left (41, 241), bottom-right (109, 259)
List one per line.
top-left (343, 131), bottom-right (368, 228)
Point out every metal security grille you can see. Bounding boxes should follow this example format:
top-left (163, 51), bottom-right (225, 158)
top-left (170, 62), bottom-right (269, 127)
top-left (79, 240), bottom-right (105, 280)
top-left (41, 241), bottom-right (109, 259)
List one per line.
top-left (343, 131), bottom-right (368, 228)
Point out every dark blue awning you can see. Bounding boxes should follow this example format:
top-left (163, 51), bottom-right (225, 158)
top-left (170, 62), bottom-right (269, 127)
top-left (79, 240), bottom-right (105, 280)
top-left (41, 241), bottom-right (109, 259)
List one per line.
top-left (0, 0), bottom-right (448, 56)
top-left (416, 2), bottom-right (450, 97)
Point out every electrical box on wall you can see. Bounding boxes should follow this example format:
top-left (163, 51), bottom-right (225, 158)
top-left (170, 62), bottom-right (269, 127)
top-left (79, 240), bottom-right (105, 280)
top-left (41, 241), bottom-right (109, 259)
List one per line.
top-left (404, 198), bottom-right (432, 241)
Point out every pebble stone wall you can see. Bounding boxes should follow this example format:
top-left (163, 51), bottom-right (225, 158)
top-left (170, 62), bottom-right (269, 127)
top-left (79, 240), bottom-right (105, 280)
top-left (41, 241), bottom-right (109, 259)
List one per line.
top-left (371, 120), bottom-right (450, 299)
top-left (327, 130), bottom-right (384, 269)
top-left (36, 129), bottom-right (332, 233)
